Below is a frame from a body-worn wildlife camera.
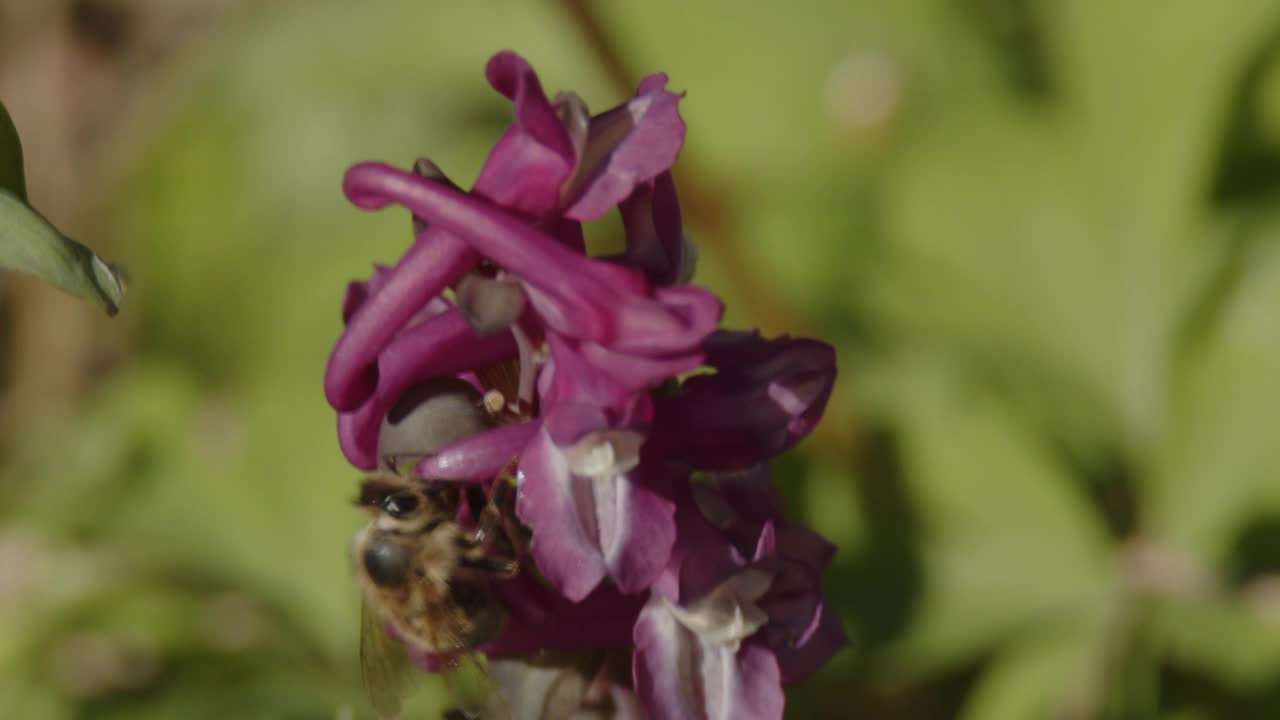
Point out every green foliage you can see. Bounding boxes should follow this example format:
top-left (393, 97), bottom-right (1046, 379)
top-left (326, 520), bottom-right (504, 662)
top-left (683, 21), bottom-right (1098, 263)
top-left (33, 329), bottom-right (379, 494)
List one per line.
top-left (1, 100), bottom-right (26, 200)
top-left (7, 0), bottom-right (1280, 717)
top-left (0, 99), bottom-right (124, 315)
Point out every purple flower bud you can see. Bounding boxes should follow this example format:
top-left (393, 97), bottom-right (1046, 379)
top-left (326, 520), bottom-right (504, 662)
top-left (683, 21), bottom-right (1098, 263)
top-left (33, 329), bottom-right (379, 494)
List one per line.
top-left (473, 51), bottom-right (576, 216)
top-left (655, 331), bottom-right (837, 471)
top-left (616, 172), bottom-right (693, 286)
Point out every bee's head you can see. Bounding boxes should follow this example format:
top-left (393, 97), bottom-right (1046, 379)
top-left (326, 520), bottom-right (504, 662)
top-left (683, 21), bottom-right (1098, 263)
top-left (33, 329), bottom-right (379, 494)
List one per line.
top-left (362, 537), bottom-right (413, 588)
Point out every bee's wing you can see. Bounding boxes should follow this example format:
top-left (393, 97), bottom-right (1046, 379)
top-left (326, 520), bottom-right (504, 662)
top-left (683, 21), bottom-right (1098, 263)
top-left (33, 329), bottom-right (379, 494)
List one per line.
top-left (360, 600), bottom-right (419, 719)
top-left (436, 626), bottom-right (512, 720)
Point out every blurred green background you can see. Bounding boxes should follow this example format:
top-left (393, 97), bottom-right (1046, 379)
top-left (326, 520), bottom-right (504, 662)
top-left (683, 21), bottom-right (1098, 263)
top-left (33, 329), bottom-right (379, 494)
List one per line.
top-left (4, 0), bottom-right (1280, 718)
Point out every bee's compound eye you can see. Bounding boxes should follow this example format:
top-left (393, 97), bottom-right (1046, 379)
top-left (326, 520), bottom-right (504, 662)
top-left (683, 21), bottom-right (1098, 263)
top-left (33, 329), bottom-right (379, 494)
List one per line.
top-left (363, 540), bottom-right (412, 587)
top-left (382, 492), bottom-right (419, 518)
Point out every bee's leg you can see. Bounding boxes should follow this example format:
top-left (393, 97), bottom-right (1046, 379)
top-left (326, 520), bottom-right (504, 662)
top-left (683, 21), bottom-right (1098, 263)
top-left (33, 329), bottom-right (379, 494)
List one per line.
top-left (455, 550), bottom-right (517, 578)
top-left (485, 474), bottom-right (532, 558)
top-left (465, 467), bottom-right (518, 548)
top-left (459, 495), bottom-right (500, 550)
top-left (462, 484), bottom-right (488, 527)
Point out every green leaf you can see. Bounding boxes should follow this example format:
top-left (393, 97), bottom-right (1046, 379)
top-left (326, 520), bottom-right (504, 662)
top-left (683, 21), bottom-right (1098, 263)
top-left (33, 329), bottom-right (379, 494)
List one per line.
top-left (0, 188), bottom-right (125, 315)
top-left (0, 99), bottom-right (25, 200)
top-left (961, 627), bottom-right (1101, 720)
top-left (870, 357), bottom-right (1111, 672)
top-left (1157, 594), bottom-right (1280, 693)
top-left (1150, 214), bottom-right (1280, 564)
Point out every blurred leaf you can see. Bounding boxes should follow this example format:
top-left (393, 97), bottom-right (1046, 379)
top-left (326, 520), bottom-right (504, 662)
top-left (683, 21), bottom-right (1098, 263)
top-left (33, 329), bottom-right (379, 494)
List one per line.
top-left (873, 358), bottom-right (1111, 672)
top-left (960, 627), bottom-right (1100, 720)
top-left (0, 189), bottom-right (125, 315)
top-left (1157, 594), bottom-right (1280, 693)
top-left (1050, 1), bottom-right (1280, 224)
top-left (0, 99), bottom-right (25, 200)
top-left (1150, 215), bottom-right (1280, 564)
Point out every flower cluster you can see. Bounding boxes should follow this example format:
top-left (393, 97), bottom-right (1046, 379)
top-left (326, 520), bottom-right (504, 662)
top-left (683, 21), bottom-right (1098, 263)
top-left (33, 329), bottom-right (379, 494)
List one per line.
top-left (326, 51), bottom-right (845, 719)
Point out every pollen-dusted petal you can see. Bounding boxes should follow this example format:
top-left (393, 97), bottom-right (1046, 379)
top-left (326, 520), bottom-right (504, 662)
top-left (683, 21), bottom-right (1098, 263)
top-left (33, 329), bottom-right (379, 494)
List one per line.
top-left (335, 309), bottom-right (516, 469)
top-left (454, 272), bottom-right (526, 336)
top-left (665, 567), bottom-right (774, 653)
top-left (325, 227), bottom-right (476, 411)
top-left (562, 429), bottom-right (645, 479)
top-left (473, 51), bottom-right (576, 216)
top-left (376, 377), bottom-right (491, 473)
top-left (516, 427), bottom-right (675, 601)
top-left (564, 74), bottom-right (686, 222)
top-left (413, 420), bottom-right (539, 481)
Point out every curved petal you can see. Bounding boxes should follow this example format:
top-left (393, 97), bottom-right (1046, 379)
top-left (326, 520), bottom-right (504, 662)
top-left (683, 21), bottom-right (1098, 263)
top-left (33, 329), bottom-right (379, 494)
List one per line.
top-left (413, 420), bottom-right (539, 481)
top-left (541, 334), bottom-right (641, 416)
top-left (758, 523), bottom-right (839, 648)
top-left (656, 332), bottom-right (836, 470)
top-left (693, 465), bottom-right (785, 531)
top-left (578, 338), bottom-right (705, 393)
top-left (325, 227), bottom-right (476, 411)
top-left (540, 335), bottom-right (661, 429)
top-left (565, 74), bottom-right (686, 222)
top-left (653, 286), bottom-right (722, 331)
top-left (515, 428), bottom-right (675, 601)
top-left (615, 172), bottom-right (689, 286)
top-left (473, 51), bottom-right (576, 215)
top-left (343, 163), bottom-right (721, 356)
top-left (607, 459), bottom-right (677, 593)
top-left (735, 643), bottom-right (786, 719)
top-left (769, 603), bottom-right (847, 686)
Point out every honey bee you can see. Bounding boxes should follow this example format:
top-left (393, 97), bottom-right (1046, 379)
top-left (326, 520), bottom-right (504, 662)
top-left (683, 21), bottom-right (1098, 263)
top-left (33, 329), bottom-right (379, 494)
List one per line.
top-left (353, 471), bottom-right (521, 719)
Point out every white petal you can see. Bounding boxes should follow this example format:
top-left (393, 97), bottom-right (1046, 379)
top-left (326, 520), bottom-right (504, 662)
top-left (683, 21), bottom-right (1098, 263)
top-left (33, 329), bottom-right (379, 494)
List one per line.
top-left (666, 568), bottom-right (775, 653)
top-left (563, 430), bottom-right (645, 479)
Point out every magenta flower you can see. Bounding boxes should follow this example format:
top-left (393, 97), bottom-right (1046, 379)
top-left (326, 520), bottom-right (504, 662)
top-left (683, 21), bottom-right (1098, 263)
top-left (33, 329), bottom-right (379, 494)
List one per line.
top-left (633, 473), bottom-right (847, 720)
top-left (326, 50), bottom-right (845, 718)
